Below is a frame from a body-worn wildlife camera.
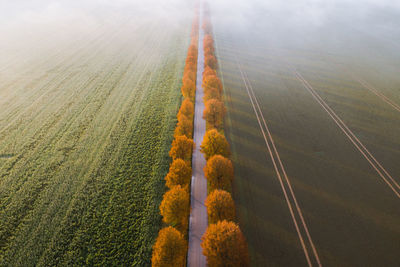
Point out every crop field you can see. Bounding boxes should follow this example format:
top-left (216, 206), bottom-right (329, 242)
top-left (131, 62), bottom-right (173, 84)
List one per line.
top-left (2, 1), bottom-right (400, 266)
top-left (0, 13), bottom-right (191, 266)
top-left (214, 17), bottom-right (400, 267)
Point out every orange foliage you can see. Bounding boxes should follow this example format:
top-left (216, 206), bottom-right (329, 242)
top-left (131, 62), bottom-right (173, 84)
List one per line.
top-left (205, 55), bottom-right (217, 69)
top-left (203, 99), bottom-right (226, 130)
top-left (181, 78), bottom-right (196, 100)
top-left (187, 54), bottom-right (197, 62)
top-left (203, 75), bottom-right (222, 94)
top-left (205, 190), bottom-right (235, 224)
top-left (175, 114), bottom-right (193, 138)
top-left (187, 44), bottom-right (198, 58)
top-left (152, 226), bottom-right (187, 267)
top-left (183, 70), bottom-right (196, 83)
top-left (204, 35), bottom-right (214, 53)
top-left (169, 135), bottom-right (194, 161)
top-left (204, 48), bottom-right (214, 59)
top-left (153, 11), bottom-right (198, 267)
top-left (203, 86), bottom-right (221, 102)
top-left (204, 155), bottom-right (234, 191)
top-left (160, 185), bottom-right (190, 231)
top-left (178, 98), bottom-right (194, 119)
top-left (203, 66), bottom-right (217, 77)
top-left (184, 63), bottom-right (197, 74)
top-left (200, 129), bottom-right (230, 160)
top-left (165, 159), bottom-right (192, 189)
top-left (201, 220), bottom-right (249, 267)
top-left (191, 15), bottom-right (199, 40)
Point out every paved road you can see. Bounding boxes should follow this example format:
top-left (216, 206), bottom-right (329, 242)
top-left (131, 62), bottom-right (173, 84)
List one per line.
top-left (187, 5), bottom-right (207, 267)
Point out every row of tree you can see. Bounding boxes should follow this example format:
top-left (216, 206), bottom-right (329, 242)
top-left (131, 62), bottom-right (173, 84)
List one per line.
top-left (200, 10), bottom-right (250, 267)
top-left (152, 12), bottom-right (199, 267)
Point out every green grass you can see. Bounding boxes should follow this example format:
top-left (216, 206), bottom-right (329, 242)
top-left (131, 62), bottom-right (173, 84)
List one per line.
top-left (0, 19), bottom-right (189, 266)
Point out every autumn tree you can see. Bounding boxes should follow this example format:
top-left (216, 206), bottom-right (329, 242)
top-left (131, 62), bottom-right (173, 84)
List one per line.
top-left (186, 45), bottom-right (197, 66)
top-left (165, 159), bottom-right (192, 189)
top-left (152, 226), bottom-right (187, 267)
top-left (175, 114), bottom-right (193, 138)
top-left (204, 48), bottom-right (214, 59)
top-left (181, 78), bottom-right (196, 100)
top-left (169, 135), bottom-right (194, 161)
top-left (186, 55), bottom-right (197, 66)
top-left (203, 75), bottom-right (222, 94)
top-left (203, 66), bottom-right (217, 78)
top-left (178, 98), bottom-right (194, 119)
top-left (191, 18), bottom-right (199, 38)
top-left (204, 86), bottom-right (221, 102)
top-left (205, 55), bottom-right (217, 69)
top-left (187, 44), bottom-right (197, 58)
top-left (200, 129), bottom-right (230, 160)
top-left (201, 220), bottom-right (249, 267)
top-left (203, 99), bottom-right (226, 130)
top-left (205, 190), bottom-right (235, 224)
top-left (160, 185), bottom-right (190, 231)
top-left (184, 63), bottom-right (196, 74)
top-left (204, 35), bottom-right (214, 53)
top-left (183, 70), bottom-right (196, 83)
top-left (204, 155), bottom-right (234, 191)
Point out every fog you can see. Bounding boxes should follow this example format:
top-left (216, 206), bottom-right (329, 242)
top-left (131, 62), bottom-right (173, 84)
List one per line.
top-left (0, 0), bottom-right (192, 64)
top-left (208, 0), bottom-right (400, 67)
top-left (0, 0), bottom-right (197, 78)
top-left (1, 0), bottom-right (399, 72)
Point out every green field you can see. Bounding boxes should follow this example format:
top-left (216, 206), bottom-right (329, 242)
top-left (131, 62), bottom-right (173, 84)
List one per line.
top-left (0, 15), bottom-right (190, 266)
top-left (214, 16), bottom-right (400, 267)
top-left (2, 1), bottom-right (400, 266)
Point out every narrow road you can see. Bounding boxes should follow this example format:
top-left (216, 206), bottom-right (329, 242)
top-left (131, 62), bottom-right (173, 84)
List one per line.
top-left (187, 4), bottom-right (207, 267)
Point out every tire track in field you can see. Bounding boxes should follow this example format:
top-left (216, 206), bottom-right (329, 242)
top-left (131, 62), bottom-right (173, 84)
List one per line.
top-left (235, 57), bottom-right (322, 267)
top-left (213, 35), bottom-right (265, 252)
top-left (294, 71), bottom-right (400, 199)
top-left (351, 74), bottom-right (400, 113)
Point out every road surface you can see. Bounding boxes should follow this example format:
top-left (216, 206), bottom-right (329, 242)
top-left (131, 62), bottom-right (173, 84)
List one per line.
top-left (187, 4), bottom-right (207, 267)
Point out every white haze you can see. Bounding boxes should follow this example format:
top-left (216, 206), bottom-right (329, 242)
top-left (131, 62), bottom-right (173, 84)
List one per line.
top-left (0, 0), bottom-right (192, 66)
top-left (1, 0), bottom-right (399, 70)
top-left (209, 0), bottom-right (400, 54)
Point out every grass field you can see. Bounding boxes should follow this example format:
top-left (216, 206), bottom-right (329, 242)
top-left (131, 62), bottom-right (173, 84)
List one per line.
top-left (0, 13), bottom-right (190, 266)
top-left (214, 17), bottom-right (400, 267)
top-left (2, 1), bottom-right (400, 266)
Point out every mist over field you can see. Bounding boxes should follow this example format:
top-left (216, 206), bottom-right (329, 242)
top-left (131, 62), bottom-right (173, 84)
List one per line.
top-left (2, 0), bottom-right (400, 67)
top-left (0, 0), bottom-right (195, 265)
top-left (208, 0), bottom-right (400, 266)
top-left (209, 0), bottom-right (400, 68)
top-left (0, 0), bottom-right (192, 73)
top-left (1, 0), bottom-right (399, 266)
